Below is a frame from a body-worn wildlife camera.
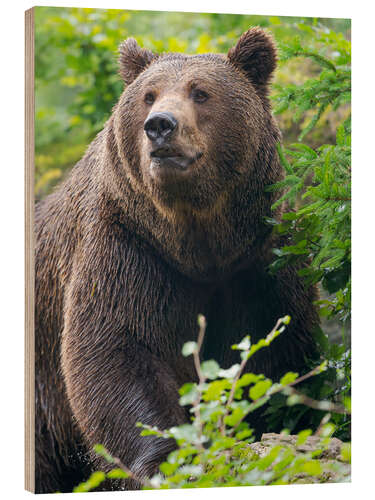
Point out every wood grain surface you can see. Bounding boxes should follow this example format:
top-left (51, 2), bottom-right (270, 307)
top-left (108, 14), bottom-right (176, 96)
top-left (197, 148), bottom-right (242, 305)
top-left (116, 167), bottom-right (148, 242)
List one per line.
top-left (25, 6), bottom-right (35, 493)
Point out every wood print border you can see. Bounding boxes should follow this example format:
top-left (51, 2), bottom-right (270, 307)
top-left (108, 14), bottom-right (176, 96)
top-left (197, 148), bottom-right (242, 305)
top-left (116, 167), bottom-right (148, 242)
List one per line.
top-left (25, 6), bottom-right (35, 493)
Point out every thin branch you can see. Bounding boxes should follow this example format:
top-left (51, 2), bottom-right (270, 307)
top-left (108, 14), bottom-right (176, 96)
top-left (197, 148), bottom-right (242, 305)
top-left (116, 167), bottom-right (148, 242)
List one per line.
top-left (284, 364), bottom-right (325, 389)
top-left (314, 413), bottom-right (332, 436)
top-left (294, 50), bottom-right (337, 72)
top-left (192, 315), bottom-right (207, 451)
top-left (193, 315), bottom-right (206, 384)
top-left (111, 456), bottom-right (154, 488)
top-left (218, 349), bottom-right (250, 436)
top-left (221, 317), bottom-right (287, 436)
top-left (325, 196), bottom-right (351, 202)
top-left (285, 387), bottom-right (347, 414)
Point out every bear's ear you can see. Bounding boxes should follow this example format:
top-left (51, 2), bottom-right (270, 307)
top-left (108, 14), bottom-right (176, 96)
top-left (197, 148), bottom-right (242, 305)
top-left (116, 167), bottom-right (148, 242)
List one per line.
top-left (227, 27), bottom-right (277, 89)
top-left (118, 38), bottom-right (158, 85)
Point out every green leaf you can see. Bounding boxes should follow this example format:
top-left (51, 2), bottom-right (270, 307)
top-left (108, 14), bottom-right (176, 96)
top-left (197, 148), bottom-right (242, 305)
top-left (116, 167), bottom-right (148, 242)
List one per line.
top-left (107, 468), bottom-right (129, 479)
top-left (296, 429), bottom-right (312, 445)
top-left (210, 436), bottom-right (236, 452)
top-left (199, 400), bottom-right (224, 422)
top-left (312, 325), bottom-right (330, 352)
top-left (203, 379), bottom-right (231, 401)
top-left (289, 142), bottom-right (318, 159)
top-left (301, 460), bottom-right (322, 476)
top-left (93, 444), bottom-right (114, 463)
top-left (179, 464), bottom-right (203, 477)
top-left (201, 360), bottom-right (220, 379)
top-left (280, 372), bottom-right (299, 386)
top-left (232, 336), bottom-right (251, 351)
top-left (236, 373), bottom-right (262, 388)
top-left (235, 428), bottom-right (253, 440)
top-left (276, 142), bottom-right (293, 174)
top-left (256, 446), bottom-right (283, 471)
top-left (169, 424), bottom-right (198, 443)
top-left (73, 471), bottom-right (106, 492)
top-left (282, 212), bottom-right (298, 221)
top-left (179, 382), bottom-right (196, 396)
top-left (240, 350), bottom-right (250, 361)
top-left (340, 442), bottom-right (351, 463)
top-left (344, 397), bottom-right (351, 413)
top-left (160, 461), bottom-right (179, 476)
top-left (179, 383), bottom-right (199, 405)
top-left (320, 423), bottom-right (336, 437)
top-left (139, 428), bottom-right (164, 437)
top-left (182, 341), bottom-right (197, 357)
top-left (282, 315), bottom-right (291, 325)
top-left (224, 407), bottom-right (245, 427)
top-left (249, 380), bottom-right (272, 400)
top-left (286, 394), bottom-right (303, 406)
top-left (218, 364), bottom-right (240, 379)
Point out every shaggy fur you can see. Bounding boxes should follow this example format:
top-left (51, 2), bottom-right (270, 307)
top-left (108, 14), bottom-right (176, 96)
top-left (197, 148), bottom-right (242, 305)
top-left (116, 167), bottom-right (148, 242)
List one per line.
top-left (35, 28), bottom-right (319, 493)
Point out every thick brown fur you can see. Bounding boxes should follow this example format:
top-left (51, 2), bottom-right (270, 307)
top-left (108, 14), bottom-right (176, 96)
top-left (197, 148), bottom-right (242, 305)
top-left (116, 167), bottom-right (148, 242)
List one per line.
top-left (35, 28), bottom-right (319, 493)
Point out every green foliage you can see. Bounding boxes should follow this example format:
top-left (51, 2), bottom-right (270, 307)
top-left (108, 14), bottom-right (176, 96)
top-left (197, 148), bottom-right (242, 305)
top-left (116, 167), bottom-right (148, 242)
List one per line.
top-left (274, 29), bottom-right (350, 141)
top-left (72, 317), bottom-right (350, 492)
top-left (264, 24), bottom-right (351, 441)
top-left (269, 25), bottom-right (351, 315)
top-left (73, 471), bottom-right (106, 492)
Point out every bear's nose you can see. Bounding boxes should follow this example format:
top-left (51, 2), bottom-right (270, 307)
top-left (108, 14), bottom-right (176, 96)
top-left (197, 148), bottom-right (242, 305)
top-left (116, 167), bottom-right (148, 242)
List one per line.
top-left (144, 112), bottom-right (178, 143)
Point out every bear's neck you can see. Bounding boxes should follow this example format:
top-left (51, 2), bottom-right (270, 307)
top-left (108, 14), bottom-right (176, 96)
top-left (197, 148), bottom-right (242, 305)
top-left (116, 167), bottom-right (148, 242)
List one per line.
top-left (97, 120), bottom-right (281, 282)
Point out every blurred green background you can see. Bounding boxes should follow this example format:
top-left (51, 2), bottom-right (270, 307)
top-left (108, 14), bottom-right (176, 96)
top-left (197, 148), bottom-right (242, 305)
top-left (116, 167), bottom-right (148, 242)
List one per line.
top-left (34, 7), bottom-right (350, 200)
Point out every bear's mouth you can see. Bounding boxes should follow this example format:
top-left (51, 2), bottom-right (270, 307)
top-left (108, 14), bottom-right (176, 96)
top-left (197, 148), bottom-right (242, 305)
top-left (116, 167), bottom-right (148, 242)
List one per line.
top-left (150, 147), bottom-right (202, 172)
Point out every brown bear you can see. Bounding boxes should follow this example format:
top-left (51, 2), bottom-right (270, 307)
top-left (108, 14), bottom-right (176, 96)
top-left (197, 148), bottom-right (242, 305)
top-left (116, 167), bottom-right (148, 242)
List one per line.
top-left (35, 27), bottom-right (319, 493)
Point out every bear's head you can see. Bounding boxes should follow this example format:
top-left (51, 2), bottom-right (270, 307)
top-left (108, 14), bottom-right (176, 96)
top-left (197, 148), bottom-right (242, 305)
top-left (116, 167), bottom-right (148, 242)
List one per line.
top-left (113, 28), bottom-right (278, 218)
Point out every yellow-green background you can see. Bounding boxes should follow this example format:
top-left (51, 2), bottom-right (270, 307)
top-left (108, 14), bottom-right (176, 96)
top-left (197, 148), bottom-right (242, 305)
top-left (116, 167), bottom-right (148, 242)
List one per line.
top-left (35, 7), bottom-right (350, 200)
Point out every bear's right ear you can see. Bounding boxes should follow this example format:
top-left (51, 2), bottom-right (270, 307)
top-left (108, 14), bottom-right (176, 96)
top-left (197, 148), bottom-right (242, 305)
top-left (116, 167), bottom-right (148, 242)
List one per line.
top-left (118, 38), bottom-right (158, 85)
top-left (227, 27), bottom-right (277, 91)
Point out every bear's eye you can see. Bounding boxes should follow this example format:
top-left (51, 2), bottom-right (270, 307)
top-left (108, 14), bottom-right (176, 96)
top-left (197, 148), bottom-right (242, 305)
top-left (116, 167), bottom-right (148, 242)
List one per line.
top-left (191, 88), bottom-right (209, 104)
top-left (144, 92), bottom-right (155, 105)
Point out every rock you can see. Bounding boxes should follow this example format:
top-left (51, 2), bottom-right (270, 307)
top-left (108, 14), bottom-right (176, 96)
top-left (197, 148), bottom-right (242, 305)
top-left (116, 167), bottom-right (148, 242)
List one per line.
top-left (249, 432), bottom-right (351, 484)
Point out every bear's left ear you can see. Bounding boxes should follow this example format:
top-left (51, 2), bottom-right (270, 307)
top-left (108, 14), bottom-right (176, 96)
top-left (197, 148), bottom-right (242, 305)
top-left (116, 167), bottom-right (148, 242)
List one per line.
top-left (118, 38), bottom-right (158, 85)
top-left (227, 27), bottom-right (277, 89)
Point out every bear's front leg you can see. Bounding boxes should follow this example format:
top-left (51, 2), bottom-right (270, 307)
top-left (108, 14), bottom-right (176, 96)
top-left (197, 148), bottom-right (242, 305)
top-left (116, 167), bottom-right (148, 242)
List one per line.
top-left (60, 237), bottom-right (203, 490)
top-left (62, 317), bottom-right (188, 488)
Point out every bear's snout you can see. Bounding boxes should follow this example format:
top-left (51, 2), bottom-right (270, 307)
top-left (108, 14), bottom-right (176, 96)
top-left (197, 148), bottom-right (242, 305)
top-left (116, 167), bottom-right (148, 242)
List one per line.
top-left (144, 111), bottom-right (178, 145)
top-left (144, 110), bottom-right (203, 176)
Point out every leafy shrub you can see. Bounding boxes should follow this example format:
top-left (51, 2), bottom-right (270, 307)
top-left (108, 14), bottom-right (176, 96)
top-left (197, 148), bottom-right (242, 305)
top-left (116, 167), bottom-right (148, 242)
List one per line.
top-left (72, 315), bottom-right (350, 492)
top-left (270, 25), bottom-right (351, 312)
top-left (263, 24), bottom-right (351, 441)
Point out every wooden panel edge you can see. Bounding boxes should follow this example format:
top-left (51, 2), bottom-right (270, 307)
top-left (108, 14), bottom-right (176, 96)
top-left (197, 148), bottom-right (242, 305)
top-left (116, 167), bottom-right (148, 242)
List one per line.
top-left (25, 6), bottom-right (35, 494)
